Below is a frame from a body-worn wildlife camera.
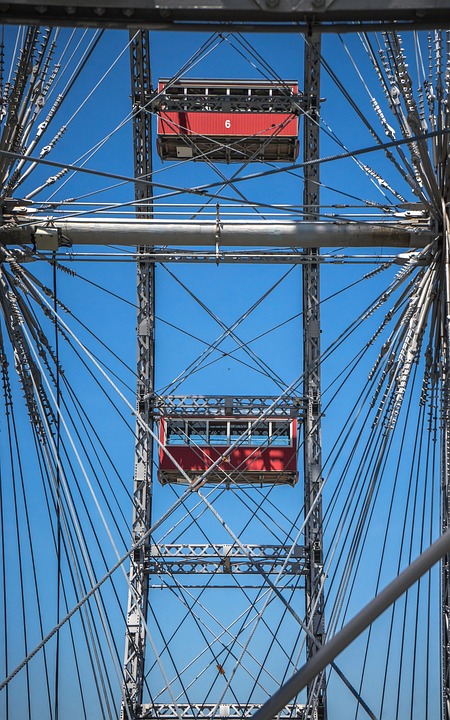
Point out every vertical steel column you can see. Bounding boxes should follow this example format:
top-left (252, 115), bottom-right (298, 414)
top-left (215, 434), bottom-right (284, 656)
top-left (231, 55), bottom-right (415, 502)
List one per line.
top-left (121, 30), bottom-right (154, 720)
top-left (302, 33), bottom-right (327, 720)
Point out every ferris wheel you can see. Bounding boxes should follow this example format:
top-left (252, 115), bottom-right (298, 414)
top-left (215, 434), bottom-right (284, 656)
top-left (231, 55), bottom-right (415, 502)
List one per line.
top-left (0, 7), bottom-right (448, 720)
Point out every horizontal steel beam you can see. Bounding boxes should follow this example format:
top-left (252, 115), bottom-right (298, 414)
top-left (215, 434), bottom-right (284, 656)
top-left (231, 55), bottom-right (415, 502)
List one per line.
top-left (147, 543), bottom-right (306, 575)
top-left (140, 703), bottom-right (305, 720)
top-left (41, 250), bottom-right (401, 264)
top-left (2, 1), bottom-right (450, 31)
top-left (2, 219), bottom-right (431, 250)
top-left (153, 394), bottom-right (302, 416)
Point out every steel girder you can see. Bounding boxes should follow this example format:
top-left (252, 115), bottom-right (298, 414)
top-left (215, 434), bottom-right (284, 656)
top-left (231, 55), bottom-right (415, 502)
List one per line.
top-left (138, 702), bottom-right (306, 719)
top-left (302, 33), bottom-right (326, 720)
top-left (121, 29), bottom-right (155, 720)
top-left (2, 1), bottom-right (450, 30)
top-left (3, 219), bottom-right (431, 249)
top-left (146, 544), bottom-right (307, 575)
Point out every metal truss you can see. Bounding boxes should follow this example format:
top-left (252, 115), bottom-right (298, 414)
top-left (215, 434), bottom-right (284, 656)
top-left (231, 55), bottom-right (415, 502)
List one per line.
top-left (153, 395), bottom-right (303, 417)
top-left (121, 29), bottom-right (154, 720)
top-left (153, 93), bottom-right (304, 115)
top-left (302, 34), bottom-right (326, 720)
top-left (159, 469), bottom-right (298, 487)
top-left (146, 544), bottom-right (306, 575)
top-left (3, 1), bottom-right (450, 31)
top-left (139, 703), bottom-right (306, 719)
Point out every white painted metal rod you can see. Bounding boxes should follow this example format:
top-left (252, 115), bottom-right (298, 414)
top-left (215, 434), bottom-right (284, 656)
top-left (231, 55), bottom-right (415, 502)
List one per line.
top-left (251, 530), bottom-right (450, 720)
top-left (2, 219), bottom-right (430, 248)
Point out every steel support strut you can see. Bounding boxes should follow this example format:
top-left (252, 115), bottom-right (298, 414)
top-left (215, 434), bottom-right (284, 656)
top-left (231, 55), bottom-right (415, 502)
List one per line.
top-left (302, 34), bottom-right (327, 720)
top-left (121, 30), bottom-right (154, 720)
top-left (5, 2), bottom-right (450, 30)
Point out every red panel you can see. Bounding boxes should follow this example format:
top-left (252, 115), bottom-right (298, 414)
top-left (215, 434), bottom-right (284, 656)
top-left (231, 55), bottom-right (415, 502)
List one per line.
top-left (158, 417), bottom-right (298, 483)
top-left (157, 111), bottom-right (299, 138)
top-left (159, 445), bottom-right (297, 475)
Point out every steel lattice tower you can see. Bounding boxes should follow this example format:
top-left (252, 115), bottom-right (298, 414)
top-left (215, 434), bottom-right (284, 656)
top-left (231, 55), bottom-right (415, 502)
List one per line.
top-left (122, 29), bottom-right (155, 719)
top-left (302, 33), bottom-right (327, 720)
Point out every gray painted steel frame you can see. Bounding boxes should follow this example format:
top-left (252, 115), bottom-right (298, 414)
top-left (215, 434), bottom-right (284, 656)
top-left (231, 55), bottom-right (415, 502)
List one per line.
top-left (121, 29), bottom-right (155, 720)
top-left (2, 1), bottom-right (450, 30)
top-left (8, 219), bottom-right (430, 249)
top-left (302, 34), bottom-right (326, 720)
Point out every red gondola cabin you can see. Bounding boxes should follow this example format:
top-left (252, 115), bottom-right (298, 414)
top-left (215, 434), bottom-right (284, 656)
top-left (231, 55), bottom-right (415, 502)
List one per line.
top-left (158, 416), bottom-right (298, 486)
top-left (154, 79), bottom-right (301, 163)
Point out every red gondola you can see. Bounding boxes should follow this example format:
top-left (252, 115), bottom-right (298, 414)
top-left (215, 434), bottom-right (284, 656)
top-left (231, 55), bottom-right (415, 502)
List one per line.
top-left (158, 415), bottom-right (298, 486)
top-left (154, 78), bottom-right (301, 163)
